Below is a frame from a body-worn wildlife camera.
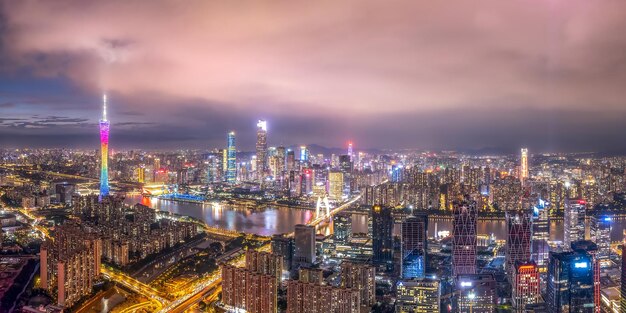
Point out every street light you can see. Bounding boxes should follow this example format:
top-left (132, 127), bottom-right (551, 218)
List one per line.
top-left (467, 292), bottom-right (475, 313)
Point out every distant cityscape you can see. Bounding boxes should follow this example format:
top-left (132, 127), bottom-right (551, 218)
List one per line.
top-left (0, 94), bottom-right (625, 313)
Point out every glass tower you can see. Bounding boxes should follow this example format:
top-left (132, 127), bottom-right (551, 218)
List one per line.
top-left (226, 131), bottom-right (236, 184)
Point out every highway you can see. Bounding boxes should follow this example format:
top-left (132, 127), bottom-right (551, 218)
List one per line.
top-left (100, 266), bottom-right (168, 307)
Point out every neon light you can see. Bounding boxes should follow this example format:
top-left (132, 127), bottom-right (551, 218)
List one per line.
top-left (604, 217), bottom-right (612, 222)
top-left (99, 94), bottom-right (110, 199)
top-left (518, 265), bottom-right (536, 270)
top-left (574, 262), bottom-right (588, 268)
top-left (460, 281), bottom-right (472, 287)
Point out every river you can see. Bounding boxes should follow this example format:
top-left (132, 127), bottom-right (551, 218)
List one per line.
top-left (124, 195), bottom-right (626, 241)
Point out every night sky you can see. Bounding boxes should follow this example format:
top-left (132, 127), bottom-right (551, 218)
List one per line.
top-left (1, 1), bottom-right (625, 153)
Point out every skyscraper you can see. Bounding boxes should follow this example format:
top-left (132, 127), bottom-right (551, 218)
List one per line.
top-left (256, 120), bottom-right (268, 180)
top-left (571, 240), bottom-right (600, 313)
top-left (347, 141), bottom-right (353, 161)
top-left (222, 264), bottom-right (278, 313)
top-left (286, 280), bottom-right (360, 313)
top-left (395, 278), bottom-right (440, 313)
top-left (512, 261), bottom-right (540, 311)
top-left (401, 213), bottom-right (428, 279)
top-left (333, 213), bottom-right (352, 244)
top-left (99, 94), bottom-right (110, 199)
top-left (621, 239), bottom-right (626, 313)
top-left (226, 131), bottom-right (237, 184)
top-left (590, 216), bottom-right (611, 263)
top-left (545, 247), bottom-right (595, 313)
top-left (452, 197), bottom-right (477, 276)
top-left (455, 274), bottom-right (497, 313)
top-left (531, 199), bottom-right (550, 270)
top-left (341, 261), bottom-right (376, 308)
top-left (520, 148), bottom-right (529, 185)
top-left (293, 224), bottom-right (316, 267)
top-left (372, 205), bottom-right (394, 268)
top-left (505, 209), bottom-right (532, 277)
top-left (299, 145), bottom-right (309, 163)
top-left (564, 198), bottom-right (586, 250)
top-left (271, 234), bottom-right (294, 271)
top-left (328, 171), bottom-right (344, 201)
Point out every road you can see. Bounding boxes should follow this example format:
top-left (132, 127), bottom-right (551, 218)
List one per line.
top-left (100, 266), bottom-right (168, 308)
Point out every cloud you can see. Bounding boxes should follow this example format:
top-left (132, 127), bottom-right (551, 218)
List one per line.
top-left (0, 0), bottom-right (625, 151)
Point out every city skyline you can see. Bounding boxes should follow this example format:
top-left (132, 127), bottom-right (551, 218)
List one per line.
top-left (1, 1), bottom-right (626, 152)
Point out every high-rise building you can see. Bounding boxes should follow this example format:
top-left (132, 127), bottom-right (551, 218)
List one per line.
top-left (347, 141), bottom-right (353, 161)
top-left (520, 148), bottom-right (529, 185)
top-left (333, 213), bottom-right (352, 244)
top-left (99, 94), bottom-right (110, 199)
top-left (299, 267), bottom-right (324, 284)
top-left (256, 120), bottom-right (268, 180)
top-left (455, 274), bottom-right (496, 313)
top-left (545, 246), bottom-right (595, 313)
top-left (271, 234), bottom-right (293, 271)
top-left (621, 241), bottom-right (626, 313)
top-left (395, 278), bottom-right (440, 313)
top-left (531, 199), bottom-right (550, 271)
top-left (452, 197), bottom-right (477, 276)
top-left (590, 216), bottom-right (611, 263)
top-left (372, 205), bottom-right (394, 268)
top-left (226, 131), bottom-right (237, 184)
top-left (401, 213), bottom-right (428, 279)
top-left (221, 264), bottom-right (278, 313)
top-left (245, 250), bottom-right (283, 285)
top-left (512, 261), bottom-right (540, 310)
top-left (293, 224), bottom-right (316, 267)
top-left (506, 209), bottom-right (532, 277)
top-left (564, 198), bottom-right (586, 250)
top-left (286, 280), bottom-right (360, 313)
top-left (341, 261), bottom-right (376, 308)
top-left (299, 145), bottom-right (309, 163)
top-left (571, 240), bottom-right (600, 313)
top-left (328, 171), bottom-right (344, 201)
top-left (40, 222), bottom-right (102, 307)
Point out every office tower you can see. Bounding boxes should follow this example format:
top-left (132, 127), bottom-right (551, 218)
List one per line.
top-left (531, 199), bottom-right (550, 270)
top-left (341, 261), bottom-right (376, 307)
top-left (40, 223), bottom-right (102, 307)
top-left (286, 280), bottom-right (360, 313)
top-left (395, 278), bottom-right (441, 313)
top-left (299, 267), bottom-right (324, 284)
top-left (256, 120), bottom-right (268, 180)
top-left (271, 234), bottom-right (293, 271)
top-left (452, 198), bottom-right (477, 276)
top-left (333, 213), bottom-right (352, 244)
top-left (299, 145), bottom-right (309, 163)
top-left (512, 261), bottom-right (540, 311)
top-left (564, 198), bottom-right (586, 250)
top-left (546, 246), bottom-right (596, 313)
top-left (347, 141), bottom-right (353, 161)
top-left (221, 264), bottom-right (278, 313)
top-left (506, 209), bottom-right (532, 277)
top-left (401, 213), bottom-right (428, 279)
top-left (520, 148), bottom-right (529, 185)
top-left (99, 94), bottom-right (110, 199)
top-left (455, 274), bottom-right (497, 313)
top-left (293, 224), bottom-right (316, 267)
top-left (226, 131), bottom-right (237, 184)
top-left (286, 149), bottom-right (295, 171)
top-left (590, 216), bottom-right (611, 263)
top-left (328, 171), bottom-right (344, 201)
top-left (339, 154), bottom-right (353, 174)
top-left (135, 166), bottom-right (145, 183)
top-left (245, 250), bottom-right (283, 285)
top-left (372, 205), bottom-right (394, 267)
top-left (276, 146), bottom-right (286, 179)
top-left (571, 241), bottom-right (600, 313)
top-left (621, 240), bottom-right (626, 313)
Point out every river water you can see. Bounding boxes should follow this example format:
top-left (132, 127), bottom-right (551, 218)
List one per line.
top-left (124, 195), bottom-right (626, 241)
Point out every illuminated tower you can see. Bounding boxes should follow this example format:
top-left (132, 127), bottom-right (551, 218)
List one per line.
top-left (347, 141), bottom-right (353, 161)
top-left (99, 94), bottom-right (110, 199)
top-left (520, 148), bottom-right (529, 185)
top-left (226, 131), bottom-right (236, 184)
top-left (256, 120), bottom-right (268, 181)
top-left (505, 209), bottom-right (532, 279)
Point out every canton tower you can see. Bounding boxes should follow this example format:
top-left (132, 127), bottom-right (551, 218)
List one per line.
top-left (99, 94), bottom-right (110, 199)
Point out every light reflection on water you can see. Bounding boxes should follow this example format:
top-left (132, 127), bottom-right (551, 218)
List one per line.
top-left (125, 195), bottom-right (626, 241)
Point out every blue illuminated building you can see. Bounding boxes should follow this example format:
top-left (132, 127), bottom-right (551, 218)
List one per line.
top-left (401, 213), bottom-right (428, 279)
top-left (226, 131), bottom-right (236, 183)
top-left (545, 241), bottom-right (596, 313)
